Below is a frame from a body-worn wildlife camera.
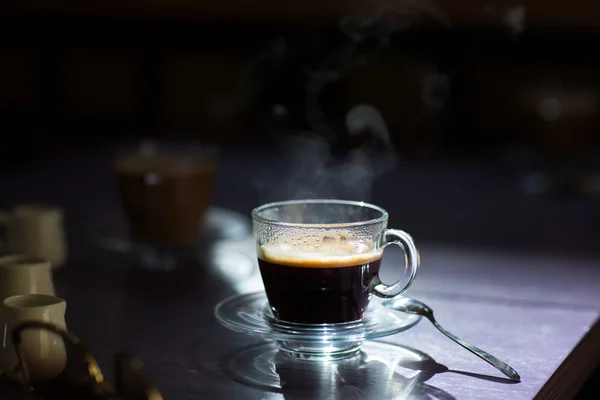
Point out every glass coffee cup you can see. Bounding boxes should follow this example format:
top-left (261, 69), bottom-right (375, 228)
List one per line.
top-left (114, 140), bottom-right (217, 247)
top-left (252, 199), bottom-right (419, 325)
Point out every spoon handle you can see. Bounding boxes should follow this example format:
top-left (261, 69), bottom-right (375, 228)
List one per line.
top-left (431, 320), bottom-right (521, 381)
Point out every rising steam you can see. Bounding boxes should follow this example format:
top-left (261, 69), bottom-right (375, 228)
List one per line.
top-left (252, 1), bottom-right (527, 203)
top-left (256, 105), bottom-right (397, 203)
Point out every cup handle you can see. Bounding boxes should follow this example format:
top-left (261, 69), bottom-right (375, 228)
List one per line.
top-left (369, 229), bottom-right (420, 298)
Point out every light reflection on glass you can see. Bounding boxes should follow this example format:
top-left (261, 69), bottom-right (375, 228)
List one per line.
top-left (206, 236), bottom-right (264, 294)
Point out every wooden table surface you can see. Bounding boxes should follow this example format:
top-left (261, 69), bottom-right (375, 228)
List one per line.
top-left (0, 147), bottom-right (598, 399)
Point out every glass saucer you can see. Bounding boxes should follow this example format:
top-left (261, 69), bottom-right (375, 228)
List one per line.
top-left (217, 341), bottom-right (450, 398)
top-left (214, 292), bottom-right (421, 360)
top-left (88, 207), bottom-right (251, 271)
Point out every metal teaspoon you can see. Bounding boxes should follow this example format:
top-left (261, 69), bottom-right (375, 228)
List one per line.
top-left (384, 297), bottom-right (521, 382)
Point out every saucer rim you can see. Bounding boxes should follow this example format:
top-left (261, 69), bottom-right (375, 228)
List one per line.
top-left (214, 291), bottom-right (422, 341)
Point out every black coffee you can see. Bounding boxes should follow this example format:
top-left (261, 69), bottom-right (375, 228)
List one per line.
top-left (257, 244), bottom-right (382, 324)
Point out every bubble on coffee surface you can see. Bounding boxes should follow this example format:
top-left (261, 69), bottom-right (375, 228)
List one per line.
top-left (258, 230), bottom-right (381, 268)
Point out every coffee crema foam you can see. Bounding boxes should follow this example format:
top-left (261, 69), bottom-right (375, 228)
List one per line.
top-left (258, 241), bottom-right (382, 268)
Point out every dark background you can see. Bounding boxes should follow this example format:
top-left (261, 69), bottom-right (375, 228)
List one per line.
top-left (2, 1), bottom-right (600, 160)
top-left (2, 1), bottom-right (599, 253)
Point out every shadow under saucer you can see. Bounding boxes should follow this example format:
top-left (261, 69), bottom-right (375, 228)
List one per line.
top-left (88, 207), bottom-right (251, 271)
top-left (221, 341), bottom-right (456, 400)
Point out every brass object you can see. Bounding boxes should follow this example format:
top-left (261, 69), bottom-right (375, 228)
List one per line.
top-left (10, 321), bottom-right (163, 400)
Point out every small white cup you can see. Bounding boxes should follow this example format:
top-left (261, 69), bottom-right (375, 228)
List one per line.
top-left (0, 255), bottom-right (56, 302)
top-left (0, 204), bottom-right (68, 270)
top-left (0, 294), bottom-right (67, 383)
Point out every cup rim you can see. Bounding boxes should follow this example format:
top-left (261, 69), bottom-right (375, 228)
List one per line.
top-left (12, 204), bottom-right (63, 216)
top-left (251, 199), bottom-right (388, 228)
top-left (3, 294), bottom-right (65, 309)
top-left (114, 139), bottom-right (219, 159)
top-left (0, 255), bottom-right (51, 268)
top-left (113, 139), bottom-right (218, 177)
